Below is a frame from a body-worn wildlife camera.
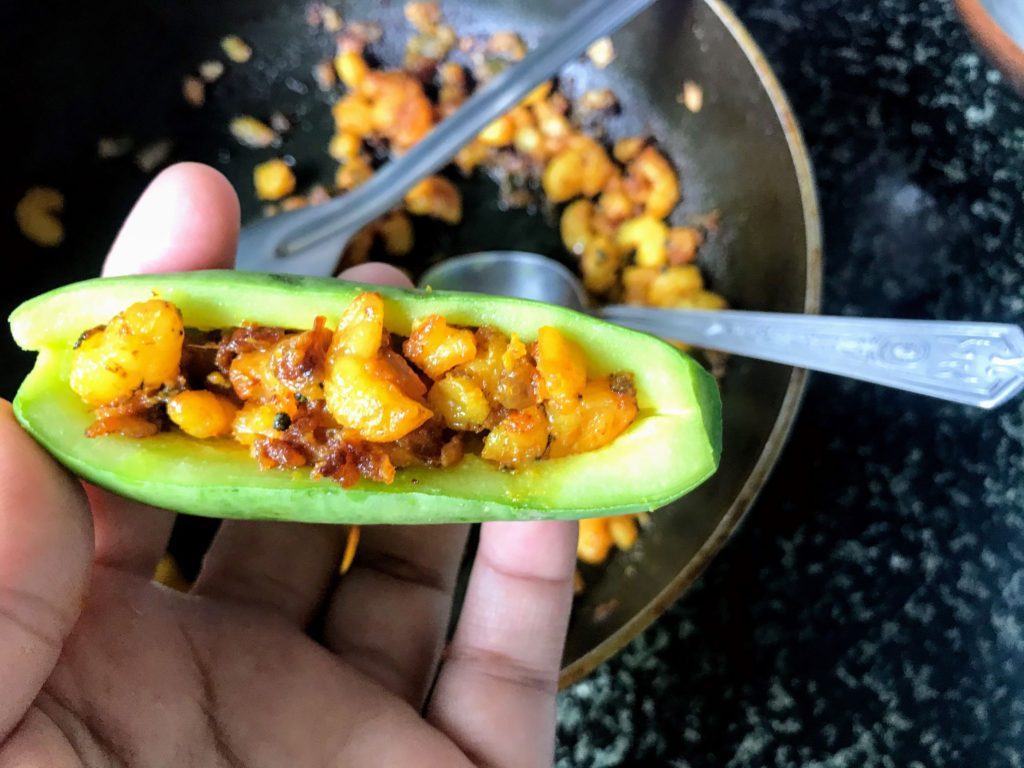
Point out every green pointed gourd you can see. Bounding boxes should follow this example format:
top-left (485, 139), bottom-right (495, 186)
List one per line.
top-left (9, 271), bottom-right (721, 524)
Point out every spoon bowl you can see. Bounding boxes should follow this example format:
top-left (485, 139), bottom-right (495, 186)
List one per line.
top-left (420, 251), bottom-right (591, 310)
top-left (420, 251), bottom-right (1024, 410)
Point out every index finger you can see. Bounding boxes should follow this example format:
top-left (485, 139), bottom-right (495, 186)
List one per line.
top-left (103, 162), bottom-right (240, 276)
top-left (92, 162), bottom-right (241, 575)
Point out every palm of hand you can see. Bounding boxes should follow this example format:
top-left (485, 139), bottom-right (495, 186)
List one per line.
top-left (24, 567), bottom-right (469, 766)
top-left (0, 164), bottom-right (576, 768)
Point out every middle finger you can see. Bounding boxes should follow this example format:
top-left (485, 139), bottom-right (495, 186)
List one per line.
top-left (191, 520), bottom-right (347, 626)
top-left (323, 523), bottom-right (470, 709)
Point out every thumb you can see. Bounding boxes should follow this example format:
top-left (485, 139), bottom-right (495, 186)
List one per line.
top-left (0, 401), bottom-right (92, 739)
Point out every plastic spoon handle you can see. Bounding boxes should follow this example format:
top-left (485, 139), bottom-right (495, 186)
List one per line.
top-left (599, 305), bottom-right (1024, 408)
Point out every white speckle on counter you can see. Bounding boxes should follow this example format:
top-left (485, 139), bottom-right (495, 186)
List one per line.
top-left (904, 597), bottom-right (936, 624)
top-left (731, 728), bottom-right (771, 763)
top-left (885, 711), bottom-right (913, 731)
top-left (992, 610), bottom-right (1024, 652)
top-left (965, 99), bottom-right (996, 127)
top-left (1002, 570), bottom-right (1024, 607)
top-left (889, 553), bottom-right (911, 572)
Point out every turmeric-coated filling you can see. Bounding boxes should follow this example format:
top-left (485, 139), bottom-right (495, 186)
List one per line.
top-left (67, 292), bottom-right (638, 487)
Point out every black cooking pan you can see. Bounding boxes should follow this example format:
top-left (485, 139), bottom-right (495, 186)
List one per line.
top-left (0, 0), bottom-right (820, 684)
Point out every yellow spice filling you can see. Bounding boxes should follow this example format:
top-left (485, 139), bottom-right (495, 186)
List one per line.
top-left (68, 292), bottom-right (639, 488)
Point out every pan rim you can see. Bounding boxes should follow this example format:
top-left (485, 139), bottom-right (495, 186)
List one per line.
top-left (558, 0), bottom-right (824, 689)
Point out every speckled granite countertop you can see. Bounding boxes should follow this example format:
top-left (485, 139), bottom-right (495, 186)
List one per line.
top-left (555, 0), bottom-right (1024, 765)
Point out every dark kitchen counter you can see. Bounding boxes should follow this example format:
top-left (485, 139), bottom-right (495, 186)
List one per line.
top-left (556, 0), bottom-right (1024, 765)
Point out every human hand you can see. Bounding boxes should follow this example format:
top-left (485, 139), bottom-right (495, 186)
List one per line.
top-left (0, 164), bottom-right (577, 767)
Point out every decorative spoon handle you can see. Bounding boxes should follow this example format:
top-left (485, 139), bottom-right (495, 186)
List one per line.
top-left (599, 306), bottom-right (1024, 408)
